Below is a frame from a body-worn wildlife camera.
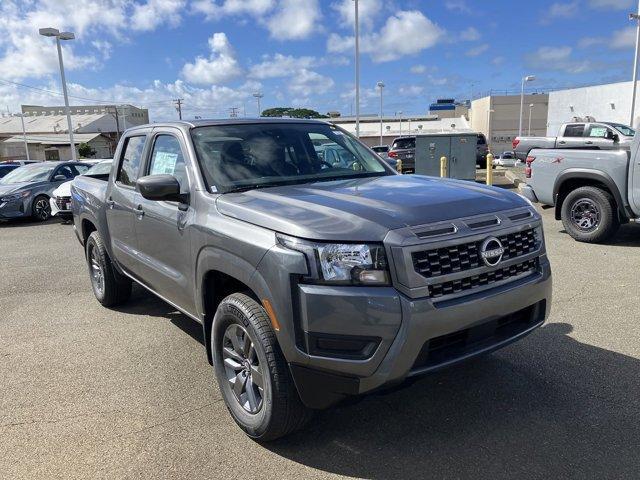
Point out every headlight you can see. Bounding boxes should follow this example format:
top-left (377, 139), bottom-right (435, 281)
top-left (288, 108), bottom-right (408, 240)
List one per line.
top-left (277, 234), bottom-right (390, 285)
top-left (0, 191), bottom-right (30, 202)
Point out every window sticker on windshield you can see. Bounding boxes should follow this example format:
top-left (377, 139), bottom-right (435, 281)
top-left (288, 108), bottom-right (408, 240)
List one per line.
top-left (151, 151), bottom-right (179, 174)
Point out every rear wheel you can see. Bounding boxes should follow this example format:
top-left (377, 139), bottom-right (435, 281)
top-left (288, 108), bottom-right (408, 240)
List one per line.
top-left (561, 186), bottom-right (619, 243)
top-left (212, 293), bottom-right (312, 441)
top-left (31, 195), bottom-right (51, 221)
top-left (85, 231), bottom-right (132, 306)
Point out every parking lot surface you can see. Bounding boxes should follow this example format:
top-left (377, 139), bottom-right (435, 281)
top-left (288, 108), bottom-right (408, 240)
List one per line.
top-left (1, 209), bottom-right (639, 479)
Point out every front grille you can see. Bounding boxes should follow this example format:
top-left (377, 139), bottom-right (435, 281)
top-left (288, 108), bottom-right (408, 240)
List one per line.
top-left (412, 228), bottom-right (538, 279)
top-left (411, 301), bottom-right (544, 372)
top-left (56, 196), bottom-right (71, 209)
top-left (429, 258), bottom-right (538, 299)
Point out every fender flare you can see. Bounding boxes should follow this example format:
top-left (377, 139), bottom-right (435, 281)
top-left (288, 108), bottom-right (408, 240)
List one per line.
top-left (552, 168), bottom-right (628, 220)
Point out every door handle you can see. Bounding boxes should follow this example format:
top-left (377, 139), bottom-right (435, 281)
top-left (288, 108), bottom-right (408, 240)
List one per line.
top-left (558, 141), bottom-right (566, 144)
top-left (134, 205), bottom-right (145, 217)
top-left (585, 141), bottom-right (593, 145)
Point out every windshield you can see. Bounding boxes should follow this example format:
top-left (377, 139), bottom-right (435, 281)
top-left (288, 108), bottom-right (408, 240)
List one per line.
top-left (84, 160), bottom-right (113, 176)
top-left (0, 163), bottom-right (54, 184)
top-left (372, 146), bottom-right (388, 152)
top-left (607, 123), bottom-right (635, 136)
top-left (191, 123), bottom-right (391, 193)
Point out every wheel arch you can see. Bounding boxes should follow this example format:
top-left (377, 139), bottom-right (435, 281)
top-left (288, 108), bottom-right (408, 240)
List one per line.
top-left (195, 247), bottom-right (274, 365)
top-left (553, 169), bottom-right (627, 221)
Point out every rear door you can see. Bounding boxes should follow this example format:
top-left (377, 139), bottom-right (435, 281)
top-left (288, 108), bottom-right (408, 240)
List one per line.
top-left (557, 124), bottom-right (585, 148)
top-left (133, 129), bottom-right (195, 311)
top-left (106, 133), bottom-right (148, 275)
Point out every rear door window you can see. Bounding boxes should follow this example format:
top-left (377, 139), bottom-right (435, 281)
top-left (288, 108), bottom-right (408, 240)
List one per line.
top-left (116, 136), bottom-right (146, 187)
top-left (563, 124), bottom-right (585, 137)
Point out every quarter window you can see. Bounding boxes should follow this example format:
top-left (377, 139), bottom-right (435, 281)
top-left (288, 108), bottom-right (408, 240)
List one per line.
top-left (148, 135), bottom-right (189, 194)
top-left (564, 124), bottom-right (585, 137)
top-left (117, 136), bottom-right (146, 187)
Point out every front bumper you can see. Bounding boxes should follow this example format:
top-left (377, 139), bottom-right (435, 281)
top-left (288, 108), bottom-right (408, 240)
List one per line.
top-left (0, 199), bottom-right (30, 219)
top-left (50, 197), bottom-right (72, 217)
top-left (288, 258), bottom-right (551, 408)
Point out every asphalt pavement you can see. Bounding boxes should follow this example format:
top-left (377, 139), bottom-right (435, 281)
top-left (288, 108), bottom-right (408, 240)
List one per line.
top-left (1, 209), bottom-right (639, 479)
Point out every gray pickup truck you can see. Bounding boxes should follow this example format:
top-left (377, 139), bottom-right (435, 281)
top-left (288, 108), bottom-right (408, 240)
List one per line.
top-left (521, 133), bottom-right (640, 243)
top-left (72, 119), bottom-right (552, 441)
top-left (513, 122), bottom-right (635, 161)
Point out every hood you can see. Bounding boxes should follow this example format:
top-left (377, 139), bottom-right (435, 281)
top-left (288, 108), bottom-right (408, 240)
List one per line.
top-left (0, 181), bottom-right (41, 197)
top-left (52, 180), bottom-right (73, 198)
top-left (216, 174), bottom-right (528, 241)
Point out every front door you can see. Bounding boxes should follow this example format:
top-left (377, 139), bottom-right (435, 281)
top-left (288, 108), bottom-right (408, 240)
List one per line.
top-left (133, 131), bottom-right (195, 312)
top-left (631, 140), bottom-right (640, 214)
top-left (106, 134), bottom-right (147, 275)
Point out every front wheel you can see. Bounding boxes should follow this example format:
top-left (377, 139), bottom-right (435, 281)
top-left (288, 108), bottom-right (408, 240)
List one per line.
top-left (212, 293), bottom-right (312, 441)
top-left (31, 195), bottom-right (51, 221)
top-left (561, 186), bottom-right (619, 243)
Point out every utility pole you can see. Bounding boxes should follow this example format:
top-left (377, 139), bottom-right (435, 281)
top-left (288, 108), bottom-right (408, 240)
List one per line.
top-left (17, 113), bottom-right (30, 161)
top-left (376, 81), bottom-right (385, 146)
top-left (174, 98), bottom-right (183, 120)
top-left (630, 2), bottom-right (640, 126)
top-left (229, 107), bottom-right (240, 118)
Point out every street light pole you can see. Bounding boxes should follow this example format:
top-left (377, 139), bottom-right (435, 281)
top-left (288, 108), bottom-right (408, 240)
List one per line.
top-left (518, 75), bottom-right (535, 137)
top-left (486, 108), bottom-right (494, 153)
top-left (17, 113), bottom-right (30, 161)
top-left (376, 81), bottom-right (384, 146)
top-left (528, 103), bottom-right (534, 135)
top-left (397, 111), bottom-right (403, 136)
top-left (253, 92), bottom-right (264, 117)
top-left (354, 0), bottom-right (360, 137)
top-left (39, 28), bottom-right (76, 161)
top-left (629, 3), bottom-right (640, 127)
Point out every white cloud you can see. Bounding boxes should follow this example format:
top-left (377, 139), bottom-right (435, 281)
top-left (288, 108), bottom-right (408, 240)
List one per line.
top-left (398, 85), bottom-right (424, 96)
top-left (288, 69), bottom-right (334, 95)
top-left (410, 64), bottom-right (427, 74)
top-left (579, 27), bottom-right (635, 50)
top-left (192, 0), bottom-right (275, 19)
top-left (492, 56), bottom-right (505, 66)
top-left (91, 40), bottom-right (112, 60)
top-left (266, 0), bottom-right (321, 40)
top-left (327, 10), bottom-right (443, 63)
top-left (249, 53), bottom-right (315, 79)
top-left (130, 0), bottom-right (186, 31)
top-left (589, 0), bottom-right (633, 9)
top-left (332, 0), bottom-right (382, 28)
top-left (445, 0), bottom-right (471, 13)
top-left (526, 46), bottom-right (595, 74)
top-left (460, 27), bottom-right (480, 42)
top-left (546, 1), bottom-right (579, 20)
top-left (181, 32), bottom-right (242, 85)
top-left (466, 43), bottom-right (489, 57)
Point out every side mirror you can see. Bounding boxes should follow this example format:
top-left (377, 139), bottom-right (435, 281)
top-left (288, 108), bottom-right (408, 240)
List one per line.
top-left (606, 131), bottom-right (619, 142)
top-left (137, 174), bottom-right (189, 204)
top-left (53, 174), bottom-right (67, 181)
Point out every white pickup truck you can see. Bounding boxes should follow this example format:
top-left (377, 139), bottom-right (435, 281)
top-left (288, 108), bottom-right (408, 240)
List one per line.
top-left (521, 133), bottom-right (640, 243)
top-left (513, 122), bottom-right (635, 162)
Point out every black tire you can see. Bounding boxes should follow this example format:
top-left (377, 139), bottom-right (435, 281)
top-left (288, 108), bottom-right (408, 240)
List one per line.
top-left (31, 195), bottom-right (51, 221)
top-left (561, 186), bottom-right (620, 243)
top-left (85, 231), bottom-right (132, 307)
top-left (212, 293), bottom-right (312, 441)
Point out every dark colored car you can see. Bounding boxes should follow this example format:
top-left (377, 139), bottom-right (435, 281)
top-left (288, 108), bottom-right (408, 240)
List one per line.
top-left (387, 136), bottom-right (415, 173)
top-left (0, 161), bottom-right (90, 221)
top-left (72, 119), bottom-right (552, 441)
top-left (476, 133), bottom-right (489, 168)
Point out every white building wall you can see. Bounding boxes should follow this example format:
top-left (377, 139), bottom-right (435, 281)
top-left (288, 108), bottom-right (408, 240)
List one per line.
top-left (547, 81), bottom-right (636, 136)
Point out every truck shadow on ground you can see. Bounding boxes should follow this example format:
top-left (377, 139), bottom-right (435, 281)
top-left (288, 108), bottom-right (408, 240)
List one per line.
top-left (119, 290), bottom-right (640, 479)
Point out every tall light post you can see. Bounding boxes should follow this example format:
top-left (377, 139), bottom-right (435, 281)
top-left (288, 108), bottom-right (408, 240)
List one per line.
top-left (528, 103), bottom-right (534, 135)
top-left (518, 75), bottom-right (535, 137)
top-left (396, 111), bottom-right (403, 136)
top-left (486, 108), bottom-right (495, 153)
top-left (39, 27), bottom-right (76, 161)
top-left (629, 3), bottom-right (640, 126)
top-left (253, 92), bottom-right (264, 117)
top-left (353, 0), bottom-right (360, 137)
top-left (16, 113), bottom-right (30, 161)
top-left (376, 81), bottom-right (384, 146)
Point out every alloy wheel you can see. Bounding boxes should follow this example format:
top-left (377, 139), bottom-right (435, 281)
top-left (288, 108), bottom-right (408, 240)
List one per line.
top-left (34, 198), bottom-right (50, 220)
top-left (570, 198), bottom-right (601, 232)
top-left (222, 323), bottom-right (264, 414)
top-left (89, 247), bottom-right (104, 296)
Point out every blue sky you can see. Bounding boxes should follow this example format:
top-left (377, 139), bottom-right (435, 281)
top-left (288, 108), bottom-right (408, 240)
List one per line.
top-left (0, 0), bottom-right (637, 120)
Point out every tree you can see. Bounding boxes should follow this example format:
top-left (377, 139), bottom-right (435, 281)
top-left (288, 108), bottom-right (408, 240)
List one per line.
top-left (78, 143), bottom-right (96, 158)
top-left (260, 107), bottom-right (328, 119)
